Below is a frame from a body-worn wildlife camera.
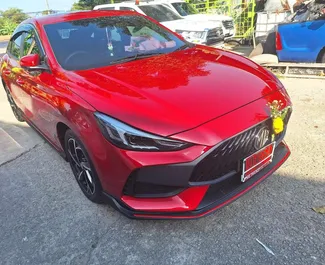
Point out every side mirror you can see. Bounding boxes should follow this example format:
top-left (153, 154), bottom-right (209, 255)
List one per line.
top-left (20, 54), bottom-right (50, 71)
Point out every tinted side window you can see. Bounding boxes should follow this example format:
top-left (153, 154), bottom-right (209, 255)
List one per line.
top-left (138, 5), bottom-right (182, 22)
top-left (22, 30), bottom-right (41, 57)
top-left (99, 7), bottom-right (115, 10)
top-left (171, 3), bottom-right (198, 16)
top-left (9, 33), bottom-right (23, 59)
top-left (120, 7), bottom-right (136, 11)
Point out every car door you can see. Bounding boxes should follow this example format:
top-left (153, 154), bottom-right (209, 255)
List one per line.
top-left (18, 25), bottom-right (61, 142)
top-left (277, 19), bottom-right (325, 62)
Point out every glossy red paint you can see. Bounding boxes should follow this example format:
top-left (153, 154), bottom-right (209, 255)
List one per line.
top-left (122, 185), bottom-right (209, 212)
top-left (20, 54), bottom-right (40, 68)
top-left (0, 11), bottom-right (292, 219)
top-left (171, 88), bottom-right (291, 146)
top-left (70, 47), bottom-right (282, 137)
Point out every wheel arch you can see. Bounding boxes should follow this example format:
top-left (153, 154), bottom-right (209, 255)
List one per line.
top-left (316, 47), bottom-right (325, 63)
top-left (56, 122), bottom-right (70, 160)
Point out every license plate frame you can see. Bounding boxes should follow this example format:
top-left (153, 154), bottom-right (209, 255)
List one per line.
top-left (241, 142), bottom-right (276, 183)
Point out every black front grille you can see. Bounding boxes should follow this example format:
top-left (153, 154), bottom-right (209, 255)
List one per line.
top-left (222, 20), bottom-right (234, 29)
top-left (190, 119), bottom-right (275, 183)
top-left (206, 28), bottom-right (224, 44)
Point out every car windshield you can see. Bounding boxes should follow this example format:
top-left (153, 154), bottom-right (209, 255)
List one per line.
top-left (171, 2), bottom-right (198, 16)
top-left (138, 5), bottom-right (183, 22)
top-left (44, 15), bottom-right (186, 71)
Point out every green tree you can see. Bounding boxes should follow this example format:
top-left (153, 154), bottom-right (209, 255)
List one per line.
top-left (71, 0), bottom-right (110, 10)
top-left (0, 18), bottom-right (17, 35)
top-left (1, 8), bottom-right (28, 24)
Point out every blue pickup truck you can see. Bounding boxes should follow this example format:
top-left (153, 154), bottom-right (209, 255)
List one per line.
top-left (276, 0), bottom-right (325, 63)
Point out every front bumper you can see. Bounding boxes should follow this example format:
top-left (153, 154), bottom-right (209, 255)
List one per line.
top-left (103, 141), bottom-right (290, 219)
top-left (222, 20), bottom-right (235, 39)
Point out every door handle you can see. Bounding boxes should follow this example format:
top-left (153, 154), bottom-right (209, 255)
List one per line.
top-left (3, 69), bottom-right (11, 76)
top-left (16, 78), bottom-right (25, 85)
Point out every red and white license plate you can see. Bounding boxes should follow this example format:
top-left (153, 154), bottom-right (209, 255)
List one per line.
top-left (241, 142), bottom-right (276, 182)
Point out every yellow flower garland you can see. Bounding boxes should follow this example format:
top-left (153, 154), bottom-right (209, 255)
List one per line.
top-left (273, 117), bottom-right (284, 134)
top-left (267, 100), bottom-right (291, 135)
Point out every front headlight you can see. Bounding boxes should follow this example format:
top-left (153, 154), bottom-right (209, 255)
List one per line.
top-left (176, 30), bottom-right (204, 41)
top-left (95, 113), bottom-right (192, 151)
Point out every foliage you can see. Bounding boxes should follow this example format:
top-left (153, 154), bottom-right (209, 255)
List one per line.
top-left (0, 8), bottom-right (28, 36)
top-left (1, 8), bottom-right (28, 24)
top-left (23, 32), bottom-right (40, 55)
top-left (0, 18), bottom-right (17, 36)
top-left (71, 0), bottom-right (109, 10)
top-left (42, 10), bottom-right (56, 15)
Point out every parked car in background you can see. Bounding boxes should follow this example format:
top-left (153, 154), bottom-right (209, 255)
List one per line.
top-left (156, 0), bottom-right (236, 38)
top-left (94, 2), bottom-right (224, 45)
top-left (1, 10), bottom-right (292, 219)
top-left (276, 0), bottom-right (325, 62)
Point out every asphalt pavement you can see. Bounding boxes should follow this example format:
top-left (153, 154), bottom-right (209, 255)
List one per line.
top-left (0, 39), bottom-right (324, 264)
top-left (0, 40), bottom-right (8, 57)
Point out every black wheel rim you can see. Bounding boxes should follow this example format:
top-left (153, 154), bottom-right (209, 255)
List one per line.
top-left (67, 138), bottom-right (95, 195)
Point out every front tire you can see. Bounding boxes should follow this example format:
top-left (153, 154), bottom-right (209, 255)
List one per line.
top-left (64, 129), bottom-right (104, 203)
top-left (321, 51), bottom-right (325, 63)
top-left (3, 84), bottom-right (25, 122)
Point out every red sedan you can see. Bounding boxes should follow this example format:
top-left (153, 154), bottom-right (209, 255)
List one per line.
top-left (0, 11), bottom-right (292, 219)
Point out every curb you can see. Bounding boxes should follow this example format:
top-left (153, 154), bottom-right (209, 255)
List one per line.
top-left (0, 36), bottom-right (10, 41)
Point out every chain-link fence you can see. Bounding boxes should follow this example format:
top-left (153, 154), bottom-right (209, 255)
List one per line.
top-left (187, 0), bottom-right (256, 40)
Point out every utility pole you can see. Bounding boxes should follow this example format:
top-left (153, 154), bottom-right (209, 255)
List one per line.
top-left (45, 0), bottom-right (50, 14)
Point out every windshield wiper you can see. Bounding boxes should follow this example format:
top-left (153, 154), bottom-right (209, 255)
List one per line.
top-left (110, 52), bottom-right (164, 64)
top-left (173, 43), bottom-right (194, 52)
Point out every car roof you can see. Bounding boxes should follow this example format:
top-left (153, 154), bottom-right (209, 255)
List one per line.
top-left (25, 10), bottom-right (138, 26)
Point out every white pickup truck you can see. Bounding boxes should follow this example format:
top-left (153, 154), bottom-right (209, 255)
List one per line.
top-left (94, 2), bottom-right (224, 45)
top-left (157, 0), bottom-right (236, 39)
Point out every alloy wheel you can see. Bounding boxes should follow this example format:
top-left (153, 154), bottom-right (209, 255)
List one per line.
top-left (67, 138), bottom-right (95, 195)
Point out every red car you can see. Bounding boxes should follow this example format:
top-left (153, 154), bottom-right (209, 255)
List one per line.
top-left (0, 11), bottom-right (292, 219)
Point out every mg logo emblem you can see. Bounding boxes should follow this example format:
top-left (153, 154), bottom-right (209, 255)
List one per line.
top-left (254, 126), bottom-right (270, 150)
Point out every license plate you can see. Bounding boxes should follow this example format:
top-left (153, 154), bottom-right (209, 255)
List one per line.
top-left (241, 142), bottom-right (275, 182)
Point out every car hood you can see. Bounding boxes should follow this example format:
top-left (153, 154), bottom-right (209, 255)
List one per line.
top-left (161, 19), bottom-right (218, 31)
top-left (67, 46), bottom-right (279, 136)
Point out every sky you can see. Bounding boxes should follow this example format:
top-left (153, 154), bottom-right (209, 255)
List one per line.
top-left (0, 0), bottom-right (77, 13)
